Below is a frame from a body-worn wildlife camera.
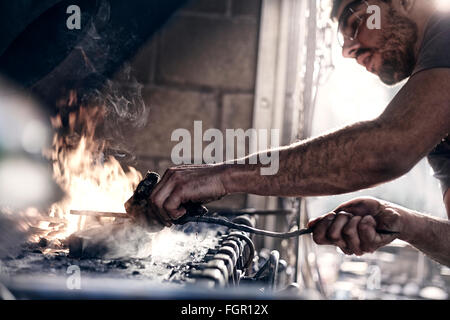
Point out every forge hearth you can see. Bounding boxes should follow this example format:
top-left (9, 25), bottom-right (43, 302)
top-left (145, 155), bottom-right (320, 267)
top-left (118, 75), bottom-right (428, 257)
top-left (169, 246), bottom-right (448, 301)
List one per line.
top-left (0, 211), bottom-right (293, 299)
top-left (2, 223), bottom-right (223, 283)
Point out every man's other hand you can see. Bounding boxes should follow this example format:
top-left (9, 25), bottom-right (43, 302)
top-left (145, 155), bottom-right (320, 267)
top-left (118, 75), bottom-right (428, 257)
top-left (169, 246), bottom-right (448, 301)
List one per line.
top-left (307, 197), bottom-right (404, 256)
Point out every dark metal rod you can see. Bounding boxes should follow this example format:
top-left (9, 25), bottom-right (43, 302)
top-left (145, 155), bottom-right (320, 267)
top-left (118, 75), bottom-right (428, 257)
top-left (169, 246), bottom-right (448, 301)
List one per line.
top-left (175, 216), bottom-right (400, 238)
top-left (70, 210), bottom-right (130, 219)
top-left (175, 216), bottom-right (315, 238)
top-left (208, 208), bottom-right (293, 216)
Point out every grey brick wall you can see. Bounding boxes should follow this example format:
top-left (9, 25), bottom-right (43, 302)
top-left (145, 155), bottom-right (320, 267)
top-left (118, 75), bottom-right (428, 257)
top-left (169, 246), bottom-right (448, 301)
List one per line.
top-left (126, 0), bottom-right (261, 209)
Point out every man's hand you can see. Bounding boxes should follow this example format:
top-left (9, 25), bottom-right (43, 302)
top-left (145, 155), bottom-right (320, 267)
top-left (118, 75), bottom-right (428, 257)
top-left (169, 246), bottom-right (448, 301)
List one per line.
top-left (149, 164), bottom-right (229, 224)
top-left (307, 197), bottom-right (404, 256)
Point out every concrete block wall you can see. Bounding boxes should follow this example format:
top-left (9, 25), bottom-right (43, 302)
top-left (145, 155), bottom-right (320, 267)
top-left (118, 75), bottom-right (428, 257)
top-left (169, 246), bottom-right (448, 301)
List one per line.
top-left (126, 0), bottom-right (261, 208)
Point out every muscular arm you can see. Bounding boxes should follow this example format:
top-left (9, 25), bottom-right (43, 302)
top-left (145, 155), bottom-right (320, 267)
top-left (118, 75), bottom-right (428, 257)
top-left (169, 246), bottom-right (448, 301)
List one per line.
top-left (150, 69), bottom-right (450, 221)
top-left (400, 208), bottom-right (450, 267)
top-left (224, 69), bottom-right (450, 197)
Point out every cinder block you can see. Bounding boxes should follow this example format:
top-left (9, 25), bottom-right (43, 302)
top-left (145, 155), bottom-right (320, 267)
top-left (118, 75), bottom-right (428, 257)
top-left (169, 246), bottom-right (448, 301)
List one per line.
top-left (221, 93), bottom-right (254, 130)
top-left (129, 37), bottom-right (158, 84)
top-left (220, 93), bottom-right (255, 161)
top-left (182, 0), bottom-right (228, 14)
top-left (232, 0), bottom-right (261, 17)
top-left (154, 158), bottom-right (176, 175)
top-left (133, 157), bottom-right (158, 176)
top-left (131, 86), bottom-right (219, 159)
top-left (157, 16), bottom-right (258, 91)
top-left (133, 157), bottom-right (178, 179)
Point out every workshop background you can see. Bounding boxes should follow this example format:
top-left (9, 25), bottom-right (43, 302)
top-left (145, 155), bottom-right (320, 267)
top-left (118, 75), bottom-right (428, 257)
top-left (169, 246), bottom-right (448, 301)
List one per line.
top-left (126, 0), bottom-right (260, 210)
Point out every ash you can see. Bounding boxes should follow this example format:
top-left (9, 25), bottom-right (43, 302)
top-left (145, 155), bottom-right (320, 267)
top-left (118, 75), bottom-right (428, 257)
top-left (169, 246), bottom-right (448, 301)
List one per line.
top-left (0, 222), bottom-right (224, 285)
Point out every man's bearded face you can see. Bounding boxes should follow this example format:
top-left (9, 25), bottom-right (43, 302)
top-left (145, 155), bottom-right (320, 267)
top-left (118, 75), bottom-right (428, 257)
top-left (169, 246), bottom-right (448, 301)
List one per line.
top-left (339, 2), bottom-right (419, 85)
top-left (376, 8), bottom-right (418, 84)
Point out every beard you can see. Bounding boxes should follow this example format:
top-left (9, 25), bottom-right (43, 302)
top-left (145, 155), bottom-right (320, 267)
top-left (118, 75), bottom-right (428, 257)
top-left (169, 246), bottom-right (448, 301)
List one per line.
top-left (376, 8), bottom-right (418, 85)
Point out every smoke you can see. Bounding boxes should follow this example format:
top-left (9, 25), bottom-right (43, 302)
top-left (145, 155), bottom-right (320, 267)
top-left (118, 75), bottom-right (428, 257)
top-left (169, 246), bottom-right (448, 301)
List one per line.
top-left (66, 63), bottom-right (150, 167)
top-left (150, 227), bottom-right (219, 264)
top-left (0, 211), bottom-right (34, 259)
top-left (69, 222), bottom-right (219, 261)
top-left (0, 215), bottom-right (28, 259)
top-left (99, 65), bottom-right (149, 164)
top-left (79, 0), bottom-right (150, 142)
top-left (48, 1), bottom-right (150, 168)
top-left (68, 222), bottom-right (154, 259)
top-left (102, 65), bottom-right (149, 129)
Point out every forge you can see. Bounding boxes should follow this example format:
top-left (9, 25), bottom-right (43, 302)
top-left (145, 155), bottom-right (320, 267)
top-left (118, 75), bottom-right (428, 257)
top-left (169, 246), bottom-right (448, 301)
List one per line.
top-left (0, 208), bottom-right (290, 299)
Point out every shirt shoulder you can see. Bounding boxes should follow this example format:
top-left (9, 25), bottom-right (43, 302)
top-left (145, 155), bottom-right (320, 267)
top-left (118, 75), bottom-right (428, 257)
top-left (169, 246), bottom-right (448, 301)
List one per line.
top-left (428, 136), bottom-right (450, 195)
top-left (412, 11), bottom-right (450, 75)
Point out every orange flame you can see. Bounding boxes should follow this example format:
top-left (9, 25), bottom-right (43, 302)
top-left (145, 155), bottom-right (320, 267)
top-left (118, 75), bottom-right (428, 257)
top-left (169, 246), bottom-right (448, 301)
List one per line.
top-left (45, 105), bottom-right (142, 239)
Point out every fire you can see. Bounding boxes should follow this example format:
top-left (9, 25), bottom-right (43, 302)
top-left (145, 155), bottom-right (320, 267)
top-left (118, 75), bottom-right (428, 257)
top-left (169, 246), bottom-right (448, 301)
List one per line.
top-left (45, 104), bottom-right (142, 239)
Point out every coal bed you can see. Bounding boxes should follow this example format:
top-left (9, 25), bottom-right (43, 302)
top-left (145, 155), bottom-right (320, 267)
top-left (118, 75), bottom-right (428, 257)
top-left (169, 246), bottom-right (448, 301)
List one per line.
top-left (0, 212), bottom-right (294, 299)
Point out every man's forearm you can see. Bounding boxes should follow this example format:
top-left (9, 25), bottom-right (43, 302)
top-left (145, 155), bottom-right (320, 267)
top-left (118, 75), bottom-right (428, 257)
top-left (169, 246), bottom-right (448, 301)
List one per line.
top-left (399, 209), bottom-right (450, 267)
top-left (223, 120), bottom-right (418, 197)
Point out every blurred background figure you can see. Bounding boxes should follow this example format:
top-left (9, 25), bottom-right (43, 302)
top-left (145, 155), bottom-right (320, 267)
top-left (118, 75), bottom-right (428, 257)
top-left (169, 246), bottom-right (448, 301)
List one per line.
top-left (0, 76), bottom-right (63, 258)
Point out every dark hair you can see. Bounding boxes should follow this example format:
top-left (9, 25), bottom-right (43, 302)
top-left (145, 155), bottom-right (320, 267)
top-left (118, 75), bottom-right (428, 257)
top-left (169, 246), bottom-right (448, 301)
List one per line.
top-left (331, 0), bottom-right (345, 19)
top-left (331, 0), bottom-right (391, 20)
